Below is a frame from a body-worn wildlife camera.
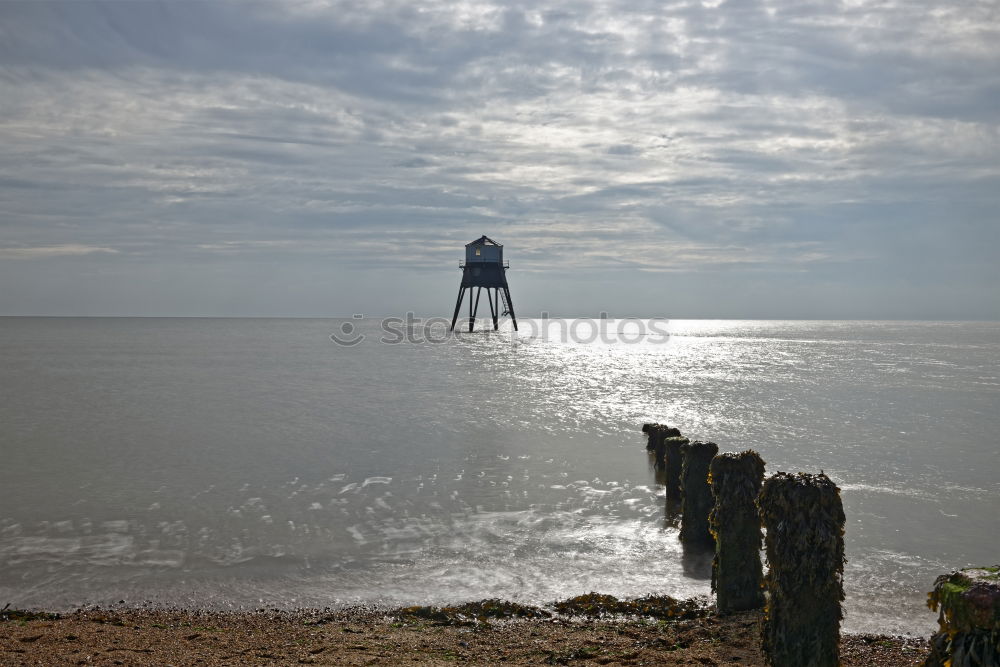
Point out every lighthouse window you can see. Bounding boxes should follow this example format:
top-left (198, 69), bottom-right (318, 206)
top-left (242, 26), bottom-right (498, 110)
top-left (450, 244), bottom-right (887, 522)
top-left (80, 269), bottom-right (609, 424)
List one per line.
top-left (475, 248), bottom-right (481, 256)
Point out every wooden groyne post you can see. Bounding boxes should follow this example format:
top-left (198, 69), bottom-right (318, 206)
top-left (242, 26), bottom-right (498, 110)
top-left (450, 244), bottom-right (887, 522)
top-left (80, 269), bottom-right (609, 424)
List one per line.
top-left (642, 423), bottom-right (680, 467)
top-left (925, 566), bottom-right (1000, 667)
top-left (642, 423), bottom-right (688, 503)
top-left (758, 471), bottom-right (845, 667)
top-left (663, 435), bottom-right (689, 507)
top-left (679, 441), bottom-right (718, 546)
top-left (708, 450), bottom-right (766, 614)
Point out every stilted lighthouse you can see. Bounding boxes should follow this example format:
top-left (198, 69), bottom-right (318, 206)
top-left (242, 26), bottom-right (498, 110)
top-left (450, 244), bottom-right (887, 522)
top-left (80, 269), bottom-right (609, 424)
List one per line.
top-left (450, 235), bottom-right (518, 332)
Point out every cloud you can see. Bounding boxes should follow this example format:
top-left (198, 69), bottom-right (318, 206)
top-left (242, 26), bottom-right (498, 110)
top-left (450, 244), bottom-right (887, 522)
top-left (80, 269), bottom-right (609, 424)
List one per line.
top-left (0, 245), bottom-right (119, 260)
top-left (0, 0), bottom-right (997, 315)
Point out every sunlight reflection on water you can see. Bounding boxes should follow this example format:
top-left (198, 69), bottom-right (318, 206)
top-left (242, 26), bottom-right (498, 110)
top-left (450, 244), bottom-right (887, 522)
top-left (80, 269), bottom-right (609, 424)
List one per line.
top-left (1, 317), bottom-right (998, 636)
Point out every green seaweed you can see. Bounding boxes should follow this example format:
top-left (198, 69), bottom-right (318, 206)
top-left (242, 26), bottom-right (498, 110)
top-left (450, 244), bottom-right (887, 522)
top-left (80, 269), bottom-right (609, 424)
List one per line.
top-left (395, 593), bottom-right (709, 626)
top-left (0, 605), bottom-right (60, 623)
top-left (552, 592), bottom-right (708, 620)
top-left (397, 599), bottom-right (550, 625)
top-left (924, 566), bottom-right (1000, 666)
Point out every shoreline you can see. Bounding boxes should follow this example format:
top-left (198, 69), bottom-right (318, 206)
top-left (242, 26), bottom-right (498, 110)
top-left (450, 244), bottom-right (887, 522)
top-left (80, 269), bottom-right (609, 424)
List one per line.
top-left (2, 596), bottom-right (930, 665)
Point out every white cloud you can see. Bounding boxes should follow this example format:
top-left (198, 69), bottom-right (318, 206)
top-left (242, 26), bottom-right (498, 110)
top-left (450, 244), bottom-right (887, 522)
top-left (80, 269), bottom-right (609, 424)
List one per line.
top-left (0, 0), bottom-right (996, 315)
top-left (0, 245), bottom-right (119, 260)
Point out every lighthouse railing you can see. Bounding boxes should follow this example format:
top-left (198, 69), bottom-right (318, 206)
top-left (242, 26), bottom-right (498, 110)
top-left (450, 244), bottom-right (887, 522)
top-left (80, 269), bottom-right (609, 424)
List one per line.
top-left (459, 261), bottom-right (510, 269)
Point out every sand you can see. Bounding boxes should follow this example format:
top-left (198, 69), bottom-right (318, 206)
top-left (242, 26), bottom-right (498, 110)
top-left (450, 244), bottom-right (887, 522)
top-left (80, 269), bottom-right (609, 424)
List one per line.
top-left (1, 602), bottom-right (929, 666)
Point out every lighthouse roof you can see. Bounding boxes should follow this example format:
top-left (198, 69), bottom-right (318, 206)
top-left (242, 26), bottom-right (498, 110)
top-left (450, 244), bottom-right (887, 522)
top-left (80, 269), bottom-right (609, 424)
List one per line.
top-left (465, 235), bottom-right (502, 247)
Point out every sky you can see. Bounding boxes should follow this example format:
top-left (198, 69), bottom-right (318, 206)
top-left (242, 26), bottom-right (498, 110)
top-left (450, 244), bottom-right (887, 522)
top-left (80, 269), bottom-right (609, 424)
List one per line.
top-left (0, 0), bottom-right (998, 318)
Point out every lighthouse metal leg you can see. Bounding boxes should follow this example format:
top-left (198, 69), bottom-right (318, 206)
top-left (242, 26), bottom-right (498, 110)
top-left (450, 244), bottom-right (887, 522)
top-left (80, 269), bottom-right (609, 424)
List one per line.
top-left (487, 288), bottom-right (499, 330)
top-left (503, 286), bottom-right (518, 331)
top-left (450, 286), bottom-right (465, 331)
top-left (493, 289), bottom-right (500, 330)
top-left (470, 286), bottom-right (482, 332)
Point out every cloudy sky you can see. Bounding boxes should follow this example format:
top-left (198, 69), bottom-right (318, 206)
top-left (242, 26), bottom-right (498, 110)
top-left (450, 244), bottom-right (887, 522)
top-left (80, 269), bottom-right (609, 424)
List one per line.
top-left (1, 0), bottom-right (997, 318)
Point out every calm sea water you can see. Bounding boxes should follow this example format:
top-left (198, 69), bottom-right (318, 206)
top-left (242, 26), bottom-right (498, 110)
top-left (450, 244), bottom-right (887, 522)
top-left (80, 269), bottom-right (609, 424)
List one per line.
top-left (1, 317), bottom-right (997, 635)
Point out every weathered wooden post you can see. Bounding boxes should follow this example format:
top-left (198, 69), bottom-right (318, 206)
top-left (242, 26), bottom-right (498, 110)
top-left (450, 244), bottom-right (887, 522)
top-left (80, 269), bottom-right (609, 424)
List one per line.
top-left (709, 450), bottom-right (766, 614)
top-left (679, 441), bottom-right (718, 545)
top-left (663, 435), bottom-right (689, 507)
top-left (643, 423), bottom-right (680, 467)
top-left (925, 566), bottom-right (1000, 667)
top-left (757, 471), bottom-right (845, 667)
top-left (642, 424), bottom-right (688, 503)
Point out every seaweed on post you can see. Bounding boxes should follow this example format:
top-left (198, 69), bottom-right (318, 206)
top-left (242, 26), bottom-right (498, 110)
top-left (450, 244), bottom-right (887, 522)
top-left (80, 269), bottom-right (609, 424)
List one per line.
top-left (709, 450), bottom-right (766, 614)
top-left (757, 471), bottom-right (845, 667)
top-left (643, 424), bottom-right (681, 457)
top-left (679, 441), bottom-right (718, 546)
top-left (924, 566), bottom-right (1000, 667)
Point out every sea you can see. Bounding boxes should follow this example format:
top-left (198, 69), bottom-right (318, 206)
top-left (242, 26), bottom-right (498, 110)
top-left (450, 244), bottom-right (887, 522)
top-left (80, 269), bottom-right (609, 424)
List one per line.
top-left (1, 317), bottom-right (997, 636)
